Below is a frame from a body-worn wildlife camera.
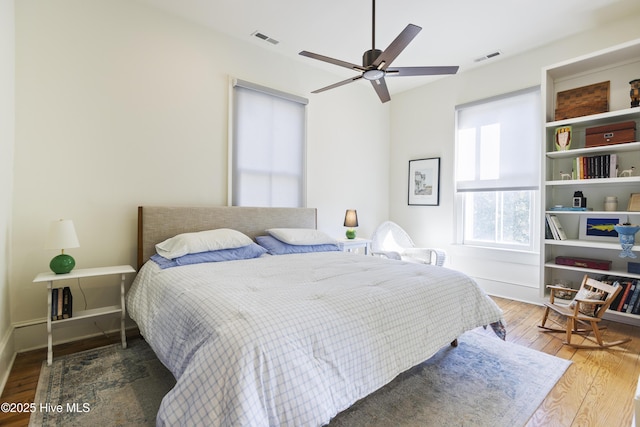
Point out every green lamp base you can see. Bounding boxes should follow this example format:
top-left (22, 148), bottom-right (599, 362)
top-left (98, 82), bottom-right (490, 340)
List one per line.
top-left (345, 229), bottom-right (356, 239)
top-left (50, 254), bottom-right (76, 274)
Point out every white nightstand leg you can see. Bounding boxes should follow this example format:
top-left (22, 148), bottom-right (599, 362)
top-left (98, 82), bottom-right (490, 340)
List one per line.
top-left (120, 273), bottom-right (127, 349)
top-left (47, 281), bottom-right (53, 366)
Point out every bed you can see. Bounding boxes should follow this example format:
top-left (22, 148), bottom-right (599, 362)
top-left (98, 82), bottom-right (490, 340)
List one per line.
top-left (127, 206), bottom-right (505, 426)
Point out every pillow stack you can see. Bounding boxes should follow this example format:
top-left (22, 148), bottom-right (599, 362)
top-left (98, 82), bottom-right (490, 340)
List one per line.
top-left (256, 228), bottom-right (340, 255)
top-left (152, 228), bottom-right (266, 268)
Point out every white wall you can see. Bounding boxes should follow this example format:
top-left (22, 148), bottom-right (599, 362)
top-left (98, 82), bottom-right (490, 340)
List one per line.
top-left (0, 0), bottom-right (15, 392)
top-left (390, 12), bottom-right (640, 303)
top-left (10, 0), bottom-right (390, 350)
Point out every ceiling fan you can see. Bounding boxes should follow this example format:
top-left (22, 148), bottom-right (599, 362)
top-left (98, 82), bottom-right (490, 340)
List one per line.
top-left (299, 0), bottom-right (459, 103)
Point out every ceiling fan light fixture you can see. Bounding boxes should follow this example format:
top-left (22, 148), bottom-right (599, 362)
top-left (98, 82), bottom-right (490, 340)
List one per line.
top-left (364, 69), bottom-right (385, 81)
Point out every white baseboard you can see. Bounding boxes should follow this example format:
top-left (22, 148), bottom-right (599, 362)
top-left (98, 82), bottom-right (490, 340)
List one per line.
top-left (473, 277), bottom-right (545, 306)
top-left (13, 317), bottom-right (138, 353)
top-left (0, 325), bottom-right (15, 397)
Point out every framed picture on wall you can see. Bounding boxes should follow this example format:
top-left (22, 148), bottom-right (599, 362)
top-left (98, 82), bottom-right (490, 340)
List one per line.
top-left (408, 157), bottom-right (440, 206)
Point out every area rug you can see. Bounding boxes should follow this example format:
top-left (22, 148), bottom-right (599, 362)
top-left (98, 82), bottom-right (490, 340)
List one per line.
top-left (29, 330), bottom-right (571, 427)
top-left (29, 339), bottom-right (175, 427)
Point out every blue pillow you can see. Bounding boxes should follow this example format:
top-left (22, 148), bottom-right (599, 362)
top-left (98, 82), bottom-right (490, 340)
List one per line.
top-left (151, 243), bottom-right (267, 269)
top-left (256, 235), bottom-right (340, 255)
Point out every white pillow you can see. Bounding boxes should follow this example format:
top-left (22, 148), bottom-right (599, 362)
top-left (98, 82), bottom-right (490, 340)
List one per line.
top-left (266, 228), bottom-right (337, 246)
top-left (156, 228), bottom-right (253, 260)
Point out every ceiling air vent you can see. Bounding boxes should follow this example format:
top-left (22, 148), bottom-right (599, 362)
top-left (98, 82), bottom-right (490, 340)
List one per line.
top-left (251, 31), bottom-right (279, 45)
top-left (474, 50), bottom-right (502, 63)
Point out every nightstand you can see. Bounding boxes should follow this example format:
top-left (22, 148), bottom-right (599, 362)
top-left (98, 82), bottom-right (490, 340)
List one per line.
top-left (337, 237), bottom-right (372, 255)
top-left (33, 265), bottom-right (136, 365)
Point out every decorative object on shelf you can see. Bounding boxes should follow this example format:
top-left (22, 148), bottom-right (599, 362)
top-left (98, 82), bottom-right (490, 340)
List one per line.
top-left (578, 214), bottom-right (622, 242)
top-left (613, 222), bottom-right (640, 259)
top-left (554, 126), bottom-right (572, 151)
top-left (585, 121), bottom-right (636, 147)
top-left (619, 166), bottom-right (635, 177)
top-left (559, 171), bottom-right (572, 180)
top-left (551, 280), bottom-right (574, 300)
top-left (572, 191), bottom-right (587, 208)
top-left (408, 157), bottom-right (440, 206)
top-left (549, 206), bottom-right (591, 211)
top-left (603, 196), bottom-right (618, 212)
top-left (630, 79), bottom-right (640, 107)
top-left (46, 219), bottom-right (80, 274)
top-left (554, 81), bottom-right (609, 121)
top-left (555, 256), bottom-right (612, 271)
top-left (627, 261), bottom-right (640, 274)
top-left (628, 193), bottom-right (640, 212)
top-left (343, 209), bottom-right (359, 239)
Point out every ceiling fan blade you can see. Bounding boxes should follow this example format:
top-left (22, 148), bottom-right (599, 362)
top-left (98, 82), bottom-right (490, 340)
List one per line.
top-left (372, 24), bottom-right (422, 70)
top-left (312, 75), bottom-right (364, 94)
top-left (299, 51), bottom-right (367, 72)
top-left (370, 77), bottom-right (391, 103)
top-left (386, 66), bottom-right (460, 77)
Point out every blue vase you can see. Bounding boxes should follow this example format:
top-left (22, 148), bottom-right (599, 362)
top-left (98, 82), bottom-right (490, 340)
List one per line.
top-left (613, 225), bottom-right (640, 258)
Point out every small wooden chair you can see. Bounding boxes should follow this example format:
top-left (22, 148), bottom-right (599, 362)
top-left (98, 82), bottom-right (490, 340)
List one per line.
top-left (538, 275), bottom-right (631, 349)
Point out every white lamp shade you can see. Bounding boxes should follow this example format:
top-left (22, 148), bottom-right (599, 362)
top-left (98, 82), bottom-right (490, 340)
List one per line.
top-left (47, 219), bottom-right (80, 250)
top-left (344, 210), bottom-right (359, 228)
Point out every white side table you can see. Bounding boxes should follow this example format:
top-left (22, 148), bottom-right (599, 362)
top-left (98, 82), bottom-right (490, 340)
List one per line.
top-left (337, 237), bottom-right (372, 255)
top-left (33, 265), bottom-right (136, 365)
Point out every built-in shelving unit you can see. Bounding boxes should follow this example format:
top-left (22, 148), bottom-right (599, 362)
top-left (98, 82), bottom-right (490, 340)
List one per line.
top-left (541, 38), bottom-right (640, 325)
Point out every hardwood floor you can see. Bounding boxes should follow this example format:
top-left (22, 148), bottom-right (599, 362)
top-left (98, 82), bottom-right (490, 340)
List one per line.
top-left (1, 297), bottom-right (638, 427)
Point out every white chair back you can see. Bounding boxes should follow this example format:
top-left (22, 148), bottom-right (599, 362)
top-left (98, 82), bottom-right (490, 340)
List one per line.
top-left (371, 221), bottom-right (416, 253)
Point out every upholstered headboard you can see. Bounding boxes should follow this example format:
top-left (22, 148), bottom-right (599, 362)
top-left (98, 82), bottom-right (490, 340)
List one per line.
top-left (137, 206), bottom-right (318, 269)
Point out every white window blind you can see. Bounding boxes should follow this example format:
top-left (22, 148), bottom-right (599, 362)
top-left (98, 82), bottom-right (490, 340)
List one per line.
top-left (455, 87), bottom-right (541, 192)
top-left (231, 79), bottom-right (307, 207)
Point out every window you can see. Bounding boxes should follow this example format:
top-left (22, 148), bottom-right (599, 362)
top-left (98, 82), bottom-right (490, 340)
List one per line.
top-left (230, 79), bottom-right (307, 207)
top-left (455, 87), bottom-right (541, 251)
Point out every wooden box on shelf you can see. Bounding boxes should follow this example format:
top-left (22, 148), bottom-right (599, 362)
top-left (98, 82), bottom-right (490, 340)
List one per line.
top-left (555, 256), bottom-right (612, 271)
top-left (586, 121), bottom-right (636, 147)
top-left (554, 81), bottom-right (610, 121)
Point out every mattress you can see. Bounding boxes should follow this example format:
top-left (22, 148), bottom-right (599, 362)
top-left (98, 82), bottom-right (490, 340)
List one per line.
top-left (127, 251), bottom-right (504, 426)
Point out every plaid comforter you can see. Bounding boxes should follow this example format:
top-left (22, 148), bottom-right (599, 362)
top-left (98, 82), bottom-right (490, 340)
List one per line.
top-left (127, 252), bottom-right (504, 426)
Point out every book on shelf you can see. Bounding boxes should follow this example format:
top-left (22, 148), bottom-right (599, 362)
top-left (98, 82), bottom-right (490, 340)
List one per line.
top-left (546, 214), bottom-right (567, 240)
top-left (612, 279), bottom-right (635, 312)
top-left (624, 281), bottom-right (640, 314)
top-left (610, 280), bottom-right (627, 311)
top-left (550, 214), bottom-right (568, 240)
top-left (544, 216), bottom-right (554, 239)
top-left (572, 154), bottom-right (618, 180)
top-left (51, 287), bottom-right (73, 320)
top-left (51, 287), bottom-right (58, 320)
top-left (57, 288), bottom-right (63, 320)
top-left (620, 281), bottom-right (636, 312)
top-left (545, 214), bottom-right (559, 240)
top-left (632, 290), bottom-right (640, 315)
top-left (61, 286), bottom-right (72, 319)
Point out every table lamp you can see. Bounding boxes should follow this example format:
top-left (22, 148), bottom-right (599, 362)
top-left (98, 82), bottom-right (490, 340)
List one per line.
top-left (47, 219), bottom-right (80, 274)
top-left (343, 209), bottom-right (358, 239)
